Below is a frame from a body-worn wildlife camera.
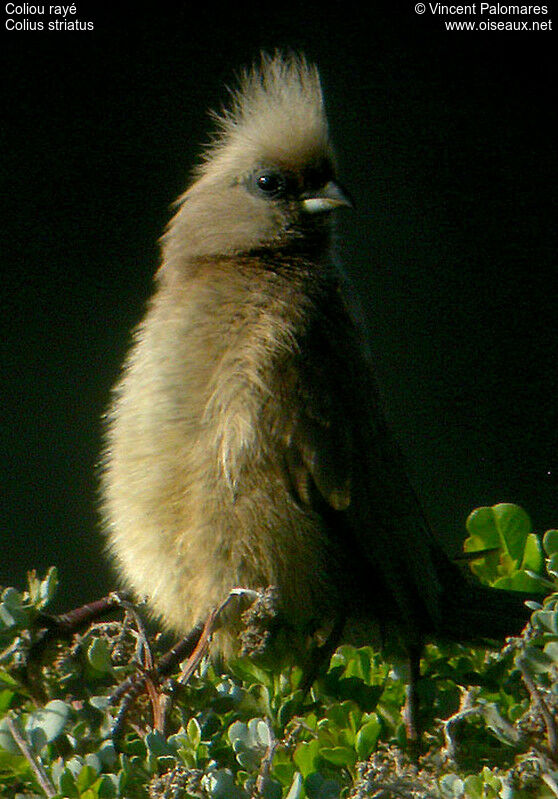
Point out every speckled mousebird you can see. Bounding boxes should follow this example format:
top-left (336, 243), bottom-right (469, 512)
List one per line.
top-left (101, 52), bottom-right (531, 666)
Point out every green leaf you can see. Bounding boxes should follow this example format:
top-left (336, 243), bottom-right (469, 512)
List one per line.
top-left (521, 533), bottom-right (544, 574)
top-left (492, 503), bottom-right (532, 561)
top-left (251, 718), bottom-right (272, 748)
top-left (335, 677), bottom-right (383, 711)
top-left (355, 715), bottom-right (381, 759)
top-left (321, 700), bottom-right (359, 732)
top-left (466, 507), bottom-right (500, 548)
top-left (87, 638), bottom-right (113, 675)
top-left (58, 767), bottom-right (79, 796)
top-left (203, 768), bottom-right (244, 799)
top-left (76, 764), bottom-right (99, 792)
top-left (439, 774), bottom-right (464, 796)
top-left (480, 767), bottom-right (502, 794)
top-left (0, 669), bottom-right (20, 690)
top-left (89, 695), bottom-right (110, 712)
top-left (319, 746), bottom-right (357, 768)
top-left (228, 718), bottom-right (268, 770)
top-left (97, 774), bottom-right (118, 798)
top-left (521, 646), bottom-right (555, 674)
top-left (544, 641), bottom-right (558, 664)
top-left (465, 504), bottom-right (533, 584)
top-left (492, 570), bottom-right (546, 593)
top-left (305, 772), bottom-right (341, 799)
top-left (532, 609), bottom-right (558, 634)
top-left (285, 772), bottom-right (304, 799)
top-left (187, 716), bottom-right (201, 748)
top-left (0, 587), bottom-right (31, 628)
top-left (257, 777), bottom-right (281, 799)
top-left (543, 529), bottom-right (558, 556)
top-left (38, 567), bottom-right (59, 608)
top-left (293, 739), bottom-right (320, 778)
top-left (277, 690), bottom-right (304, 727)
top-left (463, 774), bottom-right (483, 799)
top-left (26, 699), bottom-right (71, 750)
top-left (0, 689), bottom-right (15, 713)
top-left (467, 504), bottom-right (531, 561)
top-left (84, 753), bottom-right (102, 773)
top-left (0, 717), bottom-right (20, 753)
top-left (228, 719), bottom-right (249, 747)
top-left (229, 657), bottom-right (273, 687)
top-left (481, 704), bottom-right (521, 746)
top-left (547, 553), bottom-right (558, 577)
top-left (271, 749), bottom-right (296, 787)
top-left (145, 730), bottom-right (176, 757)
top-left (2, 587), bottom-right (25, 609)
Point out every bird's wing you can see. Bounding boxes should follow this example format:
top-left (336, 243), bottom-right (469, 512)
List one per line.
top-left (285, 402), bottom-right (353, 513)
top-left (281, 295), bottom-right (383, 518)
top-left (279, 298), bottom-right (449, 636)
top-left (277, 285), bottom-right (535, 645)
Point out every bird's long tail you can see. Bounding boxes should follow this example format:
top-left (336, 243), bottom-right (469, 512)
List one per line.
top-left (436, 580), bottom-right (533, 643)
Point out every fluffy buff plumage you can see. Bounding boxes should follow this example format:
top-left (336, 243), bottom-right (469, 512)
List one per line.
top-left (101, 52), bottom-right (531, 663)
top-left (198, 53), bottom-right (331, 180)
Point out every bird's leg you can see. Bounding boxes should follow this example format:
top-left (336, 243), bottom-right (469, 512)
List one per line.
top-left (28, 588), bottom-right (196, 740)
top-left (177, 608), bottom-right (219, 683)
top-left (26, 589), bottom-right (207, 740)
top-left (403, 642), bottom-right (422, 752)
top-left (115, 598), bottom-right (170, 734)
top-left (110, 623), bottom-right (205, 704)
top-left (178, 587), bottom-right (262, 683)
top-left (110, 621), bottom-right (205, 742)
top-left (110, 588), bottom-right (260, 741)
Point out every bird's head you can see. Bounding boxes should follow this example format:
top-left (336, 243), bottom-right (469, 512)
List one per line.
top-left (162, 52), bottom-right (352, 265)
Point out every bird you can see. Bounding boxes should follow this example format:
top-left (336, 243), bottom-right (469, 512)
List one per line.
top-left (100, 51), bottom-right (532, 674)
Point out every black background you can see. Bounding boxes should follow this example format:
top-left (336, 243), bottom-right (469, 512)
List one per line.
top-left (1, 1), bottom-right (556, 608)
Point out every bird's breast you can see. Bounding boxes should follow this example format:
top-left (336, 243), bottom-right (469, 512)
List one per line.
top-left (102, 260), bottom-right (341, 638)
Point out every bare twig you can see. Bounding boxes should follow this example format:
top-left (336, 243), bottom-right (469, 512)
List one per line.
top-left (117, 598), bottom-right (153, 669)
top-left (5, 715), bottom-right (56, 798)
top-left (44, 591), bottom-right (129, 632)
top-left (252, 723), bottom-right (279, 799)
top-left (441, 690), bottom-right (481, 761)
top-left (442, 685), bottom-right (528, 763)
top-left (28, 592), bottom-right (130, 678)
top-left (542, 772), bottom-right (558, 798)
top-left (517, 654), bottom-right (558, 759)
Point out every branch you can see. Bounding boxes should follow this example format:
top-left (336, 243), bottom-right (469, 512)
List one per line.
top-left (542, 772), bottom-right (558, 798)
top-left (5, 715), bottom-right (56, 798)
top-left (516, 654), bottom-right (558, 760)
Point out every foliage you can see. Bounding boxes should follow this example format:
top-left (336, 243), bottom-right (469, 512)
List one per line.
top-left (1, 504), bottom-right (557, 798)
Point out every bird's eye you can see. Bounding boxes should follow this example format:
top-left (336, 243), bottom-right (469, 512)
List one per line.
top-left (253, 171), bottom-right (287, 199)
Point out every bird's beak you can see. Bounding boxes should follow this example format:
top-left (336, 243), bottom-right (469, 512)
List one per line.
top-left (301, 181), bottom-right (354, 214)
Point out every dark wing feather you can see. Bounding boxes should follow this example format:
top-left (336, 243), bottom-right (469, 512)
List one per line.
top-left (287, 412), bottom-right (352, 512)
top-left (276, 283), bottom-right (443, 636)
top-left (277, 273), bottom-right (532, 644)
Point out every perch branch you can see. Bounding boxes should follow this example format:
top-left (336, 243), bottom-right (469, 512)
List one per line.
top-left (5, 715), bottom-right (56, 799)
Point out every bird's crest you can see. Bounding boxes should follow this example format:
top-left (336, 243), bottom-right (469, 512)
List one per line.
top-left (195, 52), bottom-right (332, 178)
